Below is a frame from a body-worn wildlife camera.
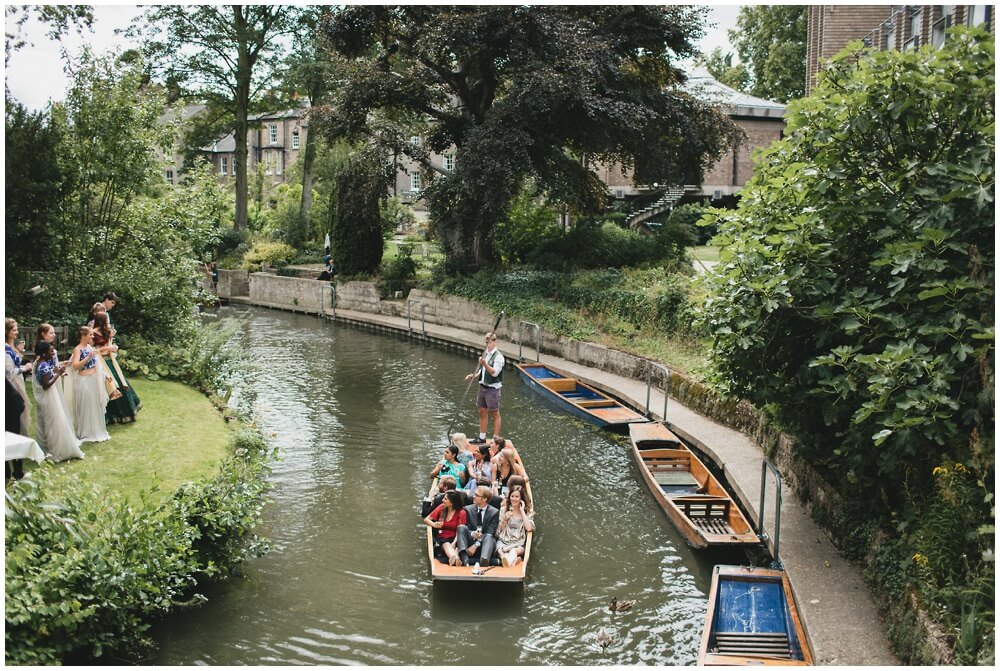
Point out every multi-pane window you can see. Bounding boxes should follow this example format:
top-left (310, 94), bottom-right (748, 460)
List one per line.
top-left (931, 5), bottom-right (954, 46)
top-left (410, 172), bottom-right (422, 191)
top-left (904, 7), bottom-right (922, 49)
top-left (220, 156), bottom-right (228, 175)
top-left (269, 123), bottom-right (278, 144)
top-left (410, 136), bottom-right (421, 148)
top-left (275, 152), bottom-right (283, 176)
top-left (166, 169), bottom-right (174, 183)
top-left (443, 155), bottom-right (454, 172)
top-left (291, 130), bottom-right (300, 149)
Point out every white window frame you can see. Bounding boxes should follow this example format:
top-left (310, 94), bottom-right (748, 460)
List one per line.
top-left (220, 156), bottom-right (228, 175)
top-left (269, 123), bottom-right (278, 145)
top-left (443, 155), bottom-right (454, 172)
top-left (166, 169), bottom-right (174, 183)
top-left (410, 135), bottom-right (421, 148)
top-left (275, 152), bottom-right (283, 176)
top-left (968, 5), bottom-right (991, 27)
top-left (410, 172), bottom-right (421, 191)
top-left (291, 130), bottom-right (300, 150)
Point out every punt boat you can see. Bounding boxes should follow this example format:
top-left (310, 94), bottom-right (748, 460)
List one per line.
top-left (424, 475), bottom-right (534, 583)
top-left (698, 565), bottom-right (813, 665)
top-left (628, 421), bottom-right (758, 549)
top-left (515, 362), bottom-right (649, 432)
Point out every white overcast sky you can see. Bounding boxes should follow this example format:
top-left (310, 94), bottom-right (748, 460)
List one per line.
top-left (4, 4), bottom-right (743, 112)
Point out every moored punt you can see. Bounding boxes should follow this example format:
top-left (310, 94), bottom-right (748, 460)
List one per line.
top-left (698, 565), bottom-right (813, 666)
top-left (515, 362), bottom-right (649, 432)
top-left (424, 478), bottom-right (534, 583)
top-left (628, 422), bottom-right (758, 549)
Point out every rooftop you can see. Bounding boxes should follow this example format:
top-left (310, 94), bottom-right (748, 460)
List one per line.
top-left (682, 67), bottom-right (786, 119)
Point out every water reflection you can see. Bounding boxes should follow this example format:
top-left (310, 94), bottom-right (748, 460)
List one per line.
top-left (153, 308), bottom-right (728, 665)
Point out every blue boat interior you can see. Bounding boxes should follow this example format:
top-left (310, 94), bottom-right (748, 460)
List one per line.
top-left (712, 575), bottom-right (804, 660)
top-left (521, 365), bottom-right (562, 380)
top-left (559, 385), bottom-right (602, 400)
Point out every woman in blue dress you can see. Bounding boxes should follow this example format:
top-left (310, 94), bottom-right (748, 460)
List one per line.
top-left (431, 444), bottom-right (467, 486)
top-left (5, 318), bottom-right (32, 435)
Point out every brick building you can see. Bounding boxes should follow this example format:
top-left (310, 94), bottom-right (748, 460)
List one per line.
top-left (201, 108), bottom-right (308, 184)
top-left (807, 5), bottom-right (995, 93)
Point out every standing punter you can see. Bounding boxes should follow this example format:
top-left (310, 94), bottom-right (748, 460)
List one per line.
top-left (465, 332), bottom-right (504, 444)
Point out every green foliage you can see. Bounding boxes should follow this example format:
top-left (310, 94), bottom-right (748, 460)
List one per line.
top-left (319, 5), bottom-right (739, 269)
top-left (380, 196), bottom-right (417, 237)
top-left (119, 318), bottom-right (244, 395)
top-left (730, 5), bottom-right (807, 102)
top-left (667, 202), bottom-right (713, 245)
top-left (241, 241), bottom-right (297, 272)
top-left (495, 187), bottom-right (561, 265)
top-left (3, 428), bottom-right (272, 664)
top-left (700, 47), bottom-right (750, 92)
top-left (701, 28), bottom-right (994, 493)
top-left (330, 147), bottom-right (390, 275)
top-left (378, 244), bottom-right (419, 296)
top-left (526, 220), bottom-right (691, 271)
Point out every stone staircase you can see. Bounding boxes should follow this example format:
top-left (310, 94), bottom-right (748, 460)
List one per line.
top-left (627, 185), bottom-right (698, 230)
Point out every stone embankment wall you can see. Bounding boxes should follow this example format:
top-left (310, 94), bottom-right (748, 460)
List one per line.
top-left (214, 273), bottom-right (940, 663)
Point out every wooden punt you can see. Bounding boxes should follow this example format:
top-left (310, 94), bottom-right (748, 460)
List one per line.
top-left (515, 362), bottom-right (649, 432)
top-left (698, 565), bottom-right (813, 666)
top-left (424, 478), bottom-right (534, 583)
top-left (628, 422), bottom-right (758, 549)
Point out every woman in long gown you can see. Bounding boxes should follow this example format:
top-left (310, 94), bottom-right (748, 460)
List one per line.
top-left (496, 486), bottom-right (534, 567)
top-left (91, 311), bottom-right (140, 423)
top-left (4, 318), bottom-right (32, 435)
top-left (69, 326), bottom-right (110, 443)
top-left (32, 340), bottom-right (85, 462)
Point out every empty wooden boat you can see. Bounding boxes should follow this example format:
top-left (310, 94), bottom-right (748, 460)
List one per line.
top-left (698, 565), bottom-right (813, 666)
top-left (516, 362), bottom-right (648, 431)
top-left (628, 422), bottom-right (758, 549)
top-left (424, 478), bottom-right (534, 583)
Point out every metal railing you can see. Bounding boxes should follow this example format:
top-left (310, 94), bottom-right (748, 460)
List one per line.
top-left (759, 459), bottom-right (784, 569)
top-left (407, 299), bottom-right (426, 336)
top-left (518, 321), bottom-right (541, 361)
top-left (645, 361), bottom-right (671, 421)
top-left (320, 283), bottom-right (336, 318)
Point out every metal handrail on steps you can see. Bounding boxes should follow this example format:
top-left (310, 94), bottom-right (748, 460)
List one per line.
top-left (320, 283), bottom-right (336, 318)
top-left (407, 299), bottom-right (426, 336)
top-left (518, 321), bottom-right (541, 362)
top-left (645, 361), bottom-right (671, 421)
top-left (759, 459), bottom-right (784, 568)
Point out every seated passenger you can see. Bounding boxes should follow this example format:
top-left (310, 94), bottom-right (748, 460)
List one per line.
top-left (451, 432), bottom-right (475, 466)
top-left (421, 475), bottom-right (470, 517)
top-left (496, 487), bottom-right (535, 567)
top-left (423, 490), bottom-right (467, 566)
top-left (431, 444), bottom-right (467, 485)
top-left (455, 486), bottom-right (499, 567)
top-left (464, 444), bottom-right (493, 494)
top-left (492, 447), bottom-right (528, 494)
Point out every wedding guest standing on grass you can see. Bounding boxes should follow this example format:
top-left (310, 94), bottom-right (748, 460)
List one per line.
top-left (70, 326), bottom-right (110, 444)
top-left (33, 340), bottom-right (85, 462)
top-left (92, 310), bottom-right (141, 423)
top-left (5, 318), bottom-right (32, 435)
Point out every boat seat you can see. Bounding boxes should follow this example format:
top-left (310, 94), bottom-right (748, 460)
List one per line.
top-left (675, 498), bottom-right (732, 535)
top-left (541, 378), bottom-right (576, 392)
top-left (713, 632), bottom-right (792, 658)
top-left (576, 399), bottom-right (616, 408)
top-left (651, 470), bottom-right (700, 487)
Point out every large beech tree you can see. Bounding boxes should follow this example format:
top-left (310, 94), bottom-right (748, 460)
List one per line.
top-left (135, 5), bottom-right (297, 231)
top-left (316, 5), bottom-right (738, 270)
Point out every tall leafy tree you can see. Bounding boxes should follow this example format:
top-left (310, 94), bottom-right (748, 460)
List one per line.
top-left (700, 47), bottom-right (750, 92)
top-left (330, 147), bottom-right (391, 275)
top-left (133, 5), bottom-right (297, 231)
top-left (700, 29), bottom-right (994, 498)
top-left (4, 4), bottom-right (93, 66)
top-left (729, 5), bottom-right (807, 102)
top-left (317, 6), bottom-right (738, 270)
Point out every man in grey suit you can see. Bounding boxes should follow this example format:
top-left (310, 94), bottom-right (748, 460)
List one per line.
top-left (455, 486), bottom-right (500, 566)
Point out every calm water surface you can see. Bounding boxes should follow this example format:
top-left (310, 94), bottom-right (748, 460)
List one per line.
top-left (152, 308), bottom-right (736, 665)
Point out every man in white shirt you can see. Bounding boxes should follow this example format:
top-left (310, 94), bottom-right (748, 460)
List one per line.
top-left (464, 332), bottom-right (504, 443)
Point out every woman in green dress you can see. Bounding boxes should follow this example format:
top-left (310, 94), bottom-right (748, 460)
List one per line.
top-left (91, 310), bottom-right (141, 424)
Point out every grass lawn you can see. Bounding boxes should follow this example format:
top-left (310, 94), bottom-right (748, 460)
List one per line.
top-left (690, 245), bottom-right (720, 263)
top-left (23, 377), bottom-right (232, 503)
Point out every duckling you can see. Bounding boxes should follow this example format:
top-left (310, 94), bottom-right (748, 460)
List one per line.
top-left (595, 627), bottom-right (616, 652)
top-left (609, 596), bottom-right (635, 613)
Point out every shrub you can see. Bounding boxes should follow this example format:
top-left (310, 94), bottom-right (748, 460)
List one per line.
top-left (378, 244), bottom-right (419, 296)
top-left (527, 220), bottom-right (688, 270)
top-left (241, 241), bottom-right (297, 272)
top-left (667, 202), bottom-right (713, 245)
top-left (3, 428), bottom-right (273, 664)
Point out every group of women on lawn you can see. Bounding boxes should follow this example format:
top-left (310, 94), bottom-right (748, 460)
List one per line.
top-left (5, 294), bottom-right (141, 464)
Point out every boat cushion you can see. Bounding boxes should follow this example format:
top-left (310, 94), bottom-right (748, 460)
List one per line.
top-left (652, 470), bottom-right (699, 487)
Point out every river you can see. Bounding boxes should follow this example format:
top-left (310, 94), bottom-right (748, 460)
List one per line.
top-left (152, 307), bottom-right (738, 665)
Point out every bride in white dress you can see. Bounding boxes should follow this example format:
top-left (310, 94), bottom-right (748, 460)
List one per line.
top-left (32, 340), bottom-right (85, 462)
top-left (69, 326), bottom-right (110, 443)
